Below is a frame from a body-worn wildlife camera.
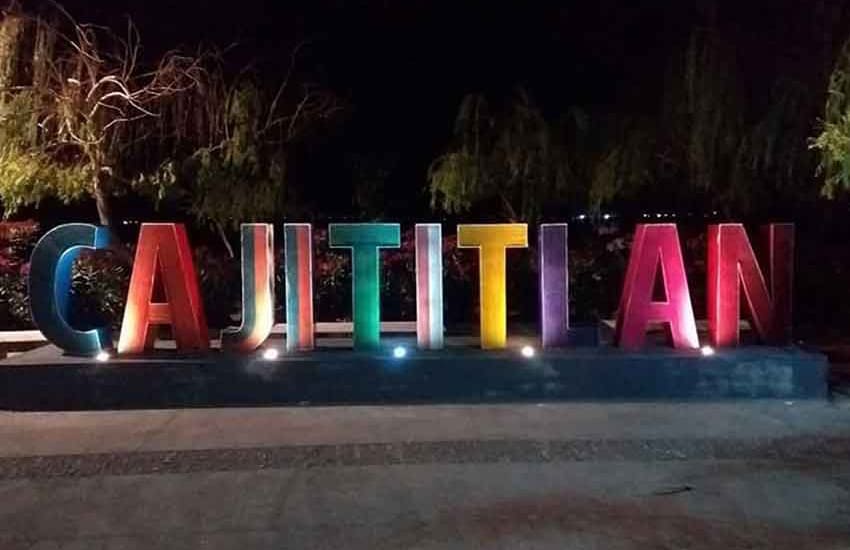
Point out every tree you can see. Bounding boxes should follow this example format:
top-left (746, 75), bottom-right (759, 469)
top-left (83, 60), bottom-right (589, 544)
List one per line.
top-left (137, 44), bottom-right (341, 256)
top-left (0, 2), bottom-right (203, 226)
top-left (428, 88), bottom-right (577, 222)
top-left (664, 25), bottom-right (817, 215)
top-left (812, 38), bottom-right (850, 198)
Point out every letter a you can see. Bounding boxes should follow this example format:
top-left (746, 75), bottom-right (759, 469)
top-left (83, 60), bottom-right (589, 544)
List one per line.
top-left (615, 224), bottom-right (698, 350)
top-left (118, 224), bottom-right (208, 353)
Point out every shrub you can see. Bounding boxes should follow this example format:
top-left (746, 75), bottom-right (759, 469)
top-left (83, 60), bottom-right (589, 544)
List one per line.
top-left (0, 221), bottom-right (38, 328)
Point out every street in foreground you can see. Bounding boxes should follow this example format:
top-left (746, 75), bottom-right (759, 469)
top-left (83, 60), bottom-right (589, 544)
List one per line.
top-left (0, 402), bottom-right (849, 549)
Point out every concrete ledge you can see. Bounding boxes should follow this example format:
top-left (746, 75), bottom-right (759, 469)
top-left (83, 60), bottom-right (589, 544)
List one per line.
top-left (0, 343), bottom-right (828, 410)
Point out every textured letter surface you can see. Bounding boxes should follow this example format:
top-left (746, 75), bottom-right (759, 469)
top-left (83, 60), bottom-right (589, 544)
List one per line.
top-left (615, 224), bottom-right (698, 349)
top-left (415, 224), bottom-right (444, 349)
top-left (707, 223), bottom-right (793, 346)
top-left (457, 224), bottom-right (528, 349)
top-left (221, 224), bottom-right (275, 352)
top-left (539, 224), bottom-right (569, 347)
top-left (118, 223), bottom-right (208, 354)
top-left (284, 223), bottom-right (315, 351)
top-left (29, 223), bottom-right (112, 355)
top-left (329, 223), bottom-right (401, 349)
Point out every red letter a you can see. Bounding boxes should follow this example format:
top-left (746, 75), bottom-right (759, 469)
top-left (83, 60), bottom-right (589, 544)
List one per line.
top-left (707, 224), bottom-right (793, 347)
top-left (118, 224), bottom-right (209, 354)
top-left (615, 224), bottom-right (698, 350)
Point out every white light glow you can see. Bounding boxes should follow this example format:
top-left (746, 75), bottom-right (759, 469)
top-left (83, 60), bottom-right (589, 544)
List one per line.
top-left (521, 345), bottom-right (536, 358)
top-left (700, 346), bottom-right (715, 357)
top-left (262, 348), bottom-right (279, 361)
top-left (392, 346), bottom-right (407, 359)
top-left (95, 351), bottom-right (110, 362)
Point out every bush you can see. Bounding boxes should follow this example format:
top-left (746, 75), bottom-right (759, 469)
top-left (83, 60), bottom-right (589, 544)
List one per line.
top-left (0, 221), bottom-right (38, 328)
top-left (67, 249), bottom-right (131, 331)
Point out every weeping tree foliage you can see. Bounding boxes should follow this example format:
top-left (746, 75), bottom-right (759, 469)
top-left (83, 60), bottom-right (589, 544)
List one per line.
top-left (137, 45), bottom-right (341, 256)
top-left (0, 2), bottom-right (205, 226)
top-left (0, 2), bottom-right (339, 245)
top-left (429, 3), bottom-right (841, 220)
top-left (585, 116), bottom-right (655, 209)
top-left (590, 23), bottom-right (826, 216)
top-left (428, 88), bottom-right (577, 222)
top-left (812, 38), bottom-right (850, 198)
top-left (0, 6), bottom-right (89, 214)
top-left (0, 92), bottom-right (91, 211)
top-left (666, 26), bottom-right (818, 214)
top-left (652, 0), bottom-right (850, 215)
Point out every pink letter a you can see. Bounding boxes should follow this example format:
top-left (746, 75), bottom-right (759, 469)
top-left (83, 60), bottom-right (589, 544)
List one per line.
top-left (615, 224), bottom-right (698, 350)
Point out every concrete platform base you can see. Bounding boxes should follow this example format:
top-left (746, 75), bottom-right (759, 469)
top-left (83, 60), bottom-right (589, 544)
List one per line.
top-left (0, 340), bottom-right (828, 410)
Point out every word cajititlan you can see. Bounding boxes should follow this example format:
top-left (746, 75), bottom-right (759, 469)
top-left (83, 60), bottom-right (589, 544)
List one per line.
top-left (28, 222), bottom-right (793, 356)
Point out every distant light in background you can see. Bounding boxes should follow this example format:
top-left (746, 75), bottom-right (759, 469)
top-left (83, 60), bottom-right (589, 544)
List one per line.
top-left (521, 345), bottom-right (535, 358)
top-left (700, 346), bottom-right (715, 357)
top-left (392, 345), bottom-right (408, 359)
top-left (262, 348), bottom-right (279, 361)
top-left (95, 351), bottom-right (110, 362)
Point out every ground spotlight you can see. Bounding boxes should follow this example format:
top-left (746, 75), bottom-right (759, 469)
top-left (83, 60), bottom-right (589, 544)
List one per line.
top-left (700, 345), bottom-right (715, 357)
top-left (262, 348), bottom-right (280, 361)
top-left (392, 345), bottom-right (408, 359)
top-left (520, 345), bottom-right (536, 358)
top-left (95, 351), bottom-right (110, 362)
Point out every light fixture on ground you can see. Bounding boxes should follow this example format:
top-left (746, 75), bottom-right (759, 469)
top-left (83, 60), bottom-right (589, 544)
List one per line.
top-left (95, 351), bottom-right (110, 362)
top-left (262, 348), bottom-right (279, 361)
top-left (700, 345), bottom-right (715, 357)
top-left (521, 345), bottom-right (535, 358)
top-left (392, 345), bottom-right (407, 359)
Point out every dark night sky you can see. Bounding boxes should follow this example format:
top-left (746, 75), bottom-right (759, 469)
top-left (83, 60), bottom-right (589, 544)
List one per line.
top-left (60, 1), bottom-right (693, 114)
top-left (50, 0), bottom-right (850, 219)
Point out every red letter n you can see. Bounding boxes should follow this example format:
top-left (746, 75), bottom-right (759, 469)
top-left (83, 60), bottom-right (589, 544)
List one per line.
top-left (707, 223), bottom-right (794, 347)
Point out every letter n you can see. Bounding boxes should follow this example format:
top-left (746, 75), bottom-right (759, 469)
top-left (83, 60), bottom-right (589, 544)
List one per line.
top-left (707, 223), bottom-right (793, 346)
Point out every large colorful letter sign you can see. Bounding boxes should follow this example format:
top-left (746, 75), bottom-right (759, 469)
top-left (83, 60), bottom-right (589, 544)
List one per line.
top-left (29, 224), bottom-right (112, 355)
top-left (118, 223), bottom-right (209, 354)
top-left (415, 224), bottom-right (444, 349)
top-left (615, 224), bottom-right (698, 350)
top-left (457, 224), bottom-right (528, 349)
top-left (221, 224), bottom-right (275, 352)
top-left (539, 224), bottom-right (569, 348)
top-left (25, 217), bottom-right (803, 359)
top-left (707, 223), bottom-right (794, 346)
top-left (329, 223), bottom-right (401, 349)
top-left (284, 223), bottom-right (315, 351)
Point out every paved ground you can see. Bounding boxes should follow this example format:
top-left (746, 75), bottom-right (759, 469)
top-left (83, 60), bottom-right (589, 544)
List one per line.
top-left (1, 401), bottom-right (849, 549)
